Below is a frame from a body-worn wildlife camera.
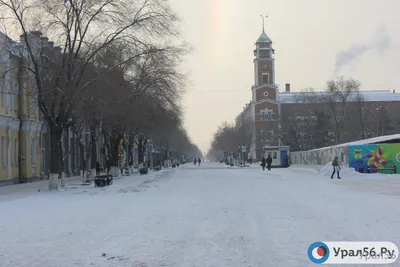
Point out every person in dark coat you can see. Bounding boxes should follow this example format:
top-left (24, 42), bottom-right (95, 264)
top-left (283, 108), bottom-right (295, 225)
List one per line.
top-left (266, 155), bottom-right (272, 170)
top-left (106, 159), bottom-right (111, 175)
top-left (96, 161), bottom-right (101, 176)
top-left (194, 158), bottom-right (197, 165)
top-left (331, 156), bottom-right (341, 179)
top-left (261, 156), bottom-right (266, 171)
top-left (197, 158), bottom-right (201, 166)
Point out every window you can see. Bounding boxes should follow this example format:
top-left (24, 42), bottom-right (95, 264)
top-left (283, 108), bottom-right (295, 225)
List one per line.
top-left (267, 110), bottom-right (273, 120)
top-left (267, 152), bottom-right (272, 157)
top-left (1, 136), bottom-right (5, 167)
top-left (262, 73), bottom-right (269, 84)
top-left (13, 93), bottom-right (17, 112)
top-left (260, 109), bottom-right (273, 121)
top-left (273, 152), bottom-right (277, 159)
top-left (260, 50), bottom-right (270, 58)
top-left (0, 83), bottom-right (3, 107)
top-left (15, 139), bottom-right (18, 167)
top-left (10, 92), bottom-right (12, 112)
top-left (263, 91), bottom-right (269, 97)
top-left (31, 138), bottom-right (36, 165)
top-left (260, 110), bottom-right (267, 120)
top-left (11, 140), bottom-right (13, 167)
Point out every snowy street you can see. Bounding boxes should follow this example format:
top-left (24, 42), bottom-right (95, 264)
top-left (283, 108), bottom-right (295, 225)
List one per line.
top-left (1, 163), bottom-right (399, 267)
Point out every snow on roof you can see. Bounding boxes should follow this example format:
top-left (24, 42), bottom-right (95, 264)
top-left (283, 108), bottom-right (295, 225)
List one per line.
top-left (278, 90), bottom-right (400, 103)
top-left (309, 134), bottom-right (400, 151)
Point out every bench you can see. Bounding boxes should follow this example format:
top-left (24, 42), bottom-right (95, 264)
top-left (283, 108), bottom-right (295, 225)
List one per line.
top-left (366, 166), bottom-right (397, 174)
top-left (154, 166), bottom-right (162, 171)
top-left (94, 175), bottom-right (113, 187)
top-left (139, 167), bottom-right (148, 175)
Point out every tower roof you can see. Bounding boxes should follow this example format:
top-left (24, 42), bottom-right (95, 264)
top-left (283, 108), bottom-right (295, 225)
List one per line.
top-left (256, 30), bottom-right (272, 43)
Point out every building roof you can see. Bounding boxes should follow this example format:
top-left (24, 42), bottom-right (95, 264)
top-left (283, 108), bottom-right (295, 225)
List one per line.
top-left (342, 134), bottom-right (400, 146)
top-left (308, 134), bottom-right (400, 151)
top-left (278, 90), bottom-right (400, 103)
top-left (256, 31), bottom-right (272, 43)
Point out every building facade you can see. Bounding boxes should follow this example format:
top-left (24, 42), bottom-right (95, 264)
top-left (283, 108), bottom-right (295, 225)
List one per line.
top-left (0, 31), bottom-right (101, 186)
top-left (0, 31), bottom-right (143, 186)
top-left (0, 32), bottom-right (43, 186)
top-left (246, 28), bottom-right (281, 160)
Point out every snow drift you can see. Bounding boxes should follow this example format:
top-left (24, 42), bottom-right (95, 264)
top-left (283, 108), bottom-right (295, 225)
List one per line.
top-left (319, 162), bottom-right (359, 178)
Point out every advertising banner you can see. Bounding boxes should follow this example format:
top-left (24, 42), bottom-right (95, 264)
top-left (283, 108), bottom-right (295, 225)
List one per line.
top-left (348, 144), bottom-right (400, 174)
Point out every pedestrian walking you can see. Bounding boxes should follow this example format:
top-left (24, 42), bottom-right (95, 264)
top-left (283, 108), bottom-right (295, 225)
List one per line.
top-left (261, 156), bottom-right (266, 171)
top-left (266, 155), bottom-right (272, 170)
top-left (331, 156), bottom-right (342, 179)
top-left (96, 161), bottom-right (101, 176)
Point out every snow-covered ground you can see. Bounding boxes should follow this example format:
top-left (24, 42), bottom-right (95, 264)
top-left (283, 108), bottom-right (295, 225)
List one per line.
top-left (1, 163), bottom-right (399, 267)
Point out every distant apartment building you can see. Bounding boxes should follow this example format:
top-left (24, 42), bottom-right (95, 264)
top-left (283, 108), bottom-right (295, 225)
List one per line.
top-left (237, 27), bottom-right (400, 161)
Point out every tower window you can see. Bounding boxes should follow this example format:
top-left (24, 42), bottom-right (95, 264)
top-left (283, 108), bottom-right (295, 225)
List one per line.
top-left (260, 109), bottom-right (273, 121)
top-left (262, 73), bottom-right (269, 84)
top-left (263, 91), bottom-right (269, 97)
top-left (260, 50), bottom-right (270, 58)
top-left (261, 110), bottom-right (267, 120)
top-left (267, 110), bottom-right (273, 120)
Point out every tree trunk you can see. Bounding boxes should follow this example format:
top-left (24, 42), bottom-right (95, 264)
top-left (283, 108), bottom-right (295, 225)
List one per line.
top-left (60, 172), bottom-right (65, 188)
top-left (49, 125), bottom-right (62, 190)
top-left (79, 142), bottom-right (86, 183)
top-left (138, 141), bottom-right (145, 165)
top-left (335, 122), bottom-right (341, 144)
top-left (108, 134), bottom-right (121, 177)
top-left (59, 137), bottom-right (65, 188)
top-left (90, 128), bottom-right (97, 180)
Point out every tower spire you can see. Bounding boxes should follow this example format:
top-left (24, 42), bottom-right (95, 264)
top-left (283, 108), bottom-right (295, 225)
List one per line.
top-left (260, 15), bottom-right (267, 32)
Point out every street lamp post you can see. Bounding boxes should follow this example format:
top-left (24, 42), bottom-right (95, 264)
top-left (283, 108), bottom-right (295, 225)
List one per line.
top-left (376, 105), bottom-right (384, 136)
top-left (361, 106), bottom-right (383, 137)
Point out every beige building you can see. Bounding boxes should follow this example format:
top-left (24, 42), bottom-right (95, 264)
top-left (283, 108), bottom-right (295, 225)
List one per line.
top-left (0, 32), bottom-right (43, 186)
top-left (0, 31), bottom-right (111, 187)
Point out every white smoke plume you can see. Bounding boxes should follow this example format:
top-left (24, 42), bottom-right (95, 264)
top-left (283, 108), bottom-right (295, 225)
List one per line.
top-left (334, 25), bottom-right (391, 74)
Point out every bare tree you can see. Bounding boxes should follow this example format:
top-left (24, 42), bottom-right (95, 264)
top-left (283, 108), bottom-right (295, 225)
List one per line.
top-left (377, 103), bottom-right (395, 136)
top-left (293, 87), bottom-right (321, 104)
top-left (322, 77), bottom-right (360, 144)
top-left (235, 112), bottom-right (253, 163)
top-left (353, 92), bottom-right (370, 139)
top-left (0, 0), bottom-right (182, 189)
top-left (208, 122), bottom-right (241, 162)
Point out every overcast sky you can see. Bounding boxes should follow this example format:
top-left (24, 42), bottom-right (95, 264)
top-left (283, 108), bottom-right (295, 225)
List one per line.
top-left (169, 0), bottom-right (400, 153)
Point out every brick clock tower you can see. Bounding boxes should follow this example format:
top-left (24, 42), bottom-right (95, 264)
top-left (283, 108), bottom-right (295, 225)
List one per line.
top-left (250, 20), bottom-right (282, 160)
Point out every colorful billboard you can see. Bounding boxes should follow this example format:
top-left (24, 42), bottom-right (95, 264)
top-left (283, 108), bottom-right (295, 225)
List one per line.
top-left (348, 144), bottom-right (400, 174)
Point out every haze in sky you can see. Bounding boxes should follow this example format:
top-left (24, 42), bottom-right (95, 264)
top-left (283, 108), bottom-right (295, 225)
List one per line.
top-left (169, 0), bottom-right (400, 153)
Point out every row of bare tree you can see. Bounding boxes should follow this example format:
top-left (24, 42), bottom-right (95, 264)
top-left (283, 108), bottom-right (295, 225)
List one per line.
top-left (281, 77), bottom-right (398, 151)
top-left (0, 0), bottom-right (201, 189)
top-left (207, 118), bottom-right (253, 162)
